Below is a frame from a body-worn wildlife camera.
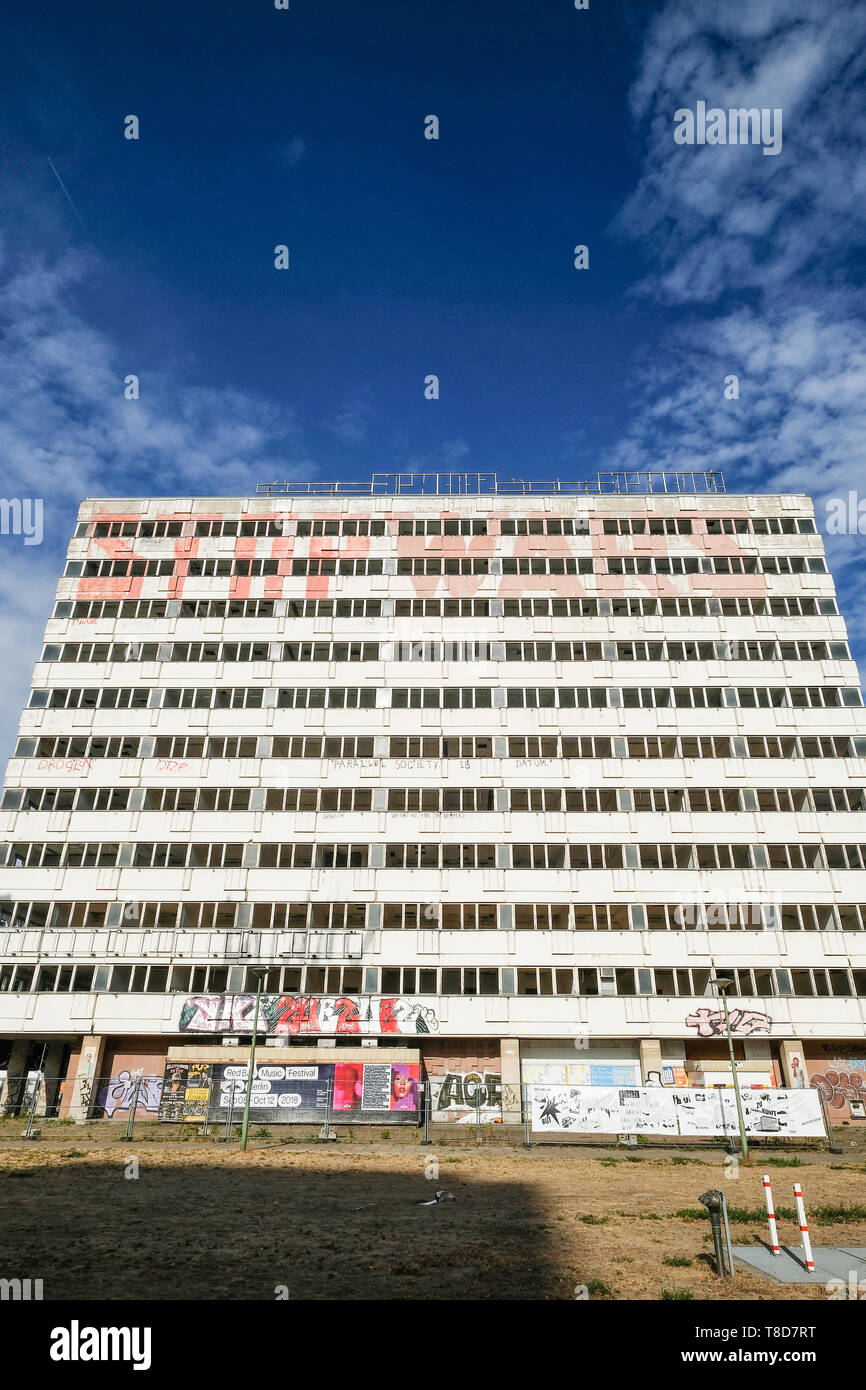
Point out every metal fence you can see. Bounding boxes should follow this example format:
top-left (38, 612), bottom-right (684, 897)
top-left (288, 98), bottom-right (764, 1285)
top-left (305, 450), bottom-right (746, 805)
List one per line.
top-left (0, 1072), bottom-right (418, 1136)
top-left (255, 471), bottom-right (728, 497)
top-left (0, 1074), bottom-right (840, 1151)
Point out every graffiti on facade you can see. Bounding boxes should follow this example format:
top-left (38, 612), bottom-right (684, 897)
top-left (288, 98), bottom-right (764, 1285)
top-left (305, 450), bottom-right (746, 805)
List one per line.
top-left (178, 994), bottom-right (439, 1036)
top-left (684, 1007), bottom-right (771, 1037)
top-left (431, 1071), bottom-right (502, 1122)
top-left (96, 1071), bottom-right (164, 1117)
top-left (810, 1068), bottom-right (866, 1112)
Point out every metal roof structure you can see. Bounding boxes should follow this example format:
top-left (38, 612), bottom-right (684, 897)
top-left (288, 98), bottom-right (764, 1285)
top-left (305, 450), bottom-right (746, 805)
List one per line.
top-left (256, 470), bottom-right (727, 497)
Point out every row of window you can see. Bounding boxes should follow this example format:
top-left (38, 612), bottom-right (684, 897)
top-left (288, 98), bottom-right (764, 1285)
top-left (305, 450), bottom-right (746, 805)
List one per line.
top-left (607, 517), bottom-right (817, 537)
top-left (90, 517), bottom-right (488, 539)
top-left (2, 900), bottom-right (363, 931)
top-left (383, 785), bottom-right (866, 814)
top-left (84, 517), bottom-right (817, 542)
top-left (54, 594), bottom-right (841, 622)
top-left (86, 515), bottom-right (819, 541)
top-left (493, 639), bottom-right (846, 663)
top-left (9, 838), bottom-right (866, 871)
top-left (43, 641), bottom-right (381, 665)
top-left (68, 557), bottom-right (497, 579)
top-left (386, 902), bottom-right (852, 933)
top-left (6, 898), bottom-right (866, 933)
top-left (6, 783), bottom-right (864, 821)
top-left (28, 682), bottom-right (864, 712)
top-left (604, 555), bottom-right (825, 576)
top-left (393, 685), bottom-right (862, 709)
top-left (12, 731), bottom-right (866, 769)
top-left (0, 960), bottom-right (862, 1000)
top-left (29, 685), bottom-right (375, 710)
top-left (63, 553), bottom-right (830, 581)
top-left (40, 637), bottom-right (854, 666)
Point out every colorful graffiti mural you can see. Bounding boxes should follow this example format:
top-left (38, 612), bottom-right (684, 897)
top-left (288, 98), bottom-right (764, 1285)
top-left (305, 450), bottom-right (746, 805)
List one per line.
top-left (177, 994), bottom-right (439, 1036)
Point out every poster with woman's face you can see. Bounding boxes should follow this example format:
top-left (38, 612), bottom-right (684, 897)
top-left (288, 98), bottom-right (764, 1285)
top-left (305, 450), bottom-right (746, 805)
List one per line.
top-left (390, 1064), bottom-right (420, 1111)
top-left (332, 1062), bottom-right (420, 1113)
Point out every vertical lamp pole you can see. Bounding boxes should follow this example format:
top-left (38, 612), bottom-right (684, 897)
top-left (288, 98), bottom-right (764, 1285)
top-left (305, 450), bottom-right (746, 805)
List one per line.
top-left (239, 969), bottom-right (268, 1152)
top-left (713, 977), bottom-right (748, 1160)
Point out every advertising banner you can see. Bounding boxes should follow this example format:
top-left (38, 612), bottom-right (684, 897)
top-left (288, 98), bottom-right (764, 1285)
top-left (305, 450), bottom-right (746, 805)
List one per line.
top-left (203, 1061), bottom-right (422, 1124)
top-left (530, 1086), bottom-right (824, 1137)
top-left (212, 1064), bottom-right (332, 1123)
top-left (532, 1086), bottom-right (678, 1135)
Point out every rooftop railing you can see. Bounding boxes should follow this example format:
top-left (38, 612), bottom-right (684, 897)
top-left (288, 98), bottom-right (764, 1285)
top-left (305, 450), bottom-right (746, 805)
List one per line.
top-left (256, 471), bottom-right (727, 497)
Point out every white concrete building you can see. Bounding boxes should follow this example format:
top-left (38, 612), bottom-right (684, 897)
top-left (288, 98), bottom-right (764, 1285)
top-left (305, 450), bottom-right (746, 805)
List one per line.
top-left (1, 472), bottom-right (865, 1125)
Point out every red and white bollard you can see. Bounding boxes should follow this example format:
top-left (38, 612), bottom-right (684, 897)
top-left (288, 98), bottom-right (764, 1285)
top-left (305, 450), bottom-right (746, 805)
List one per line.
top-left (762, 1174), bottom-right (780, 1255)
top-left (793, 1182), bottom-right (815, 1271)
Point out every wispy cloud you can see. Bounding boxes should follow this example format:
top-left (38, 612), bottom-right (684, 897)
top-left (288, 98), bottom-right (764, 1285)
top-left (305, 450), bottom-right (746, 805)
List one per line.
top-left (609, 0), bottom-right (866, 671)
top-left (615, 0), bottom-right (866, 305)
top-left (328, 390), bottom-right (372, 444)
top-left (0, 237), bottom-right (315, 761)
top-left (280, 137), bottom-right (306, 171)
top-left (393, 438), bottom-right (471, 475)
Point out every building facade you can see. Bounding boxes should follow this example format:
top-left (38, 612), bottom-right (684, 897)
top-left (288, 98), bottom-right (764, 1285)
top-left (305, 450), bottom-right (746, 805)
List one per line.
top-left (1, 473), bottom-right (865, 1125)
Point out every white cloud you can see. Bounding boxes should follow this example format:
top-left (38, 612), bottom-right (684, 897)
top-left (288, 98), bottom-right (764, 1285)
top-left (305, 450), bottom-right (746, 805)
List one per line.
top-left (616, 0), bottom-right (866, 304)
top-left (0, 549), bottom-right (70, 771)
top-left (0, 243), bottom-right (315, 762)
top-left (601, 299), bottom-right (866, 653)
top-left (608, 0), bottom-right (866, 683)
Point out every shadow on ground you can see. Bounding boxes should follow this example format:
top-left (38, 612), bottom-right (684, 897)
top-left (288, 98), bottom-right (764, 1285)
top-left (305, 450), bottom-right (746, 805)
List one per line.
top-left (0, 1151), bottom-right (566, 1300)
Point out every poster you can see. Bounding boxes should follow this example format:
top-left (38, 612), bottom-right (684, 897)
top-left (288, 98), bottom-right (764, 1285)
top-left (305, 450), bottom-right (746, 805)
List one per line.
top-left (742, 1089), bottom-right (824, 1137)
top-left (661, 1066), bottom-right (689, 1087)
top-left (211, 1064), bottom-right (331, 1122)
top-left (531, 1086), bottom-right (825, 1137)
top-left (521, 1061), bottom-right (639, 1087)
top-left (202, 1061), bottom-right (421, 1123)
top-left (158, 1062), bottom-right (213, 1122)
top-left (532, 1086), bottom-right (678, 1135)
top-left (673, 1088), bottom-right (824, 1138)
top-left (333, 1062), bottom-right (420, 1116)
top-left (588, 1065), bottom-right (642, 1087)
top-left (670, 1088), bottom-right (739, 1137)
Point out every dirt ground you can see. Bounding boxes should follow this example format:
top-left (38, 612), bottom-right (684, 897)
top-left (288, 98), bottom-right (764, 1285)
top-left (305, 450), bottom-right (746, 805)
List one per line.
top-left (2, 1136), bottom-right (865, 1301)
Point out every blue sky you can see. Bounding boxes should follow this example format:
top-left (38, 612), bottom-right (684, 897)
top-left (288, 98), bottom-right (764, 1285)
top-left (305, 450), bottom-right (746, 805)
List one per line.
top-left (0, 0), bottom-right (865, 754)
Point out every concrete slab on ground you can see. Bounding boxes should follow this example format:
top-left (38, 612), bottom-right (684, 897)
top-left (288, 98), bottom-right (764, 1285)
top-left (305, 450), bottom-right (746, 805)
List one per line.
top-left (731, 1244), bottom-right (866, 1284)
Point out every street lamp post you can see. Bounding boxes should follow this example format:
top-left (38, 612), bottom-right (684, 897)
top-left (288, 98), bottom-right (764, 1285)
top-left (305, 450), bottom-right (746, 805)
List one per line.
top-left (239, 968), bottom-right (269, 1152)
top-left (712, 976), bottom-right (749, 1160)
